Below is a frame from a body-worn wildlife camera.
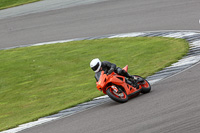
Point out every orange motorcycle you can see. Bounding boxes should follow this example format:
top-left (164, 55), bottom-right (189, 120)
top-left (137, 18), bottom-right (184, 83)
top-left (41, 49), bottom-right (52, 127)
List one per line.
top-left (96, 65), bottom-right (151, 103)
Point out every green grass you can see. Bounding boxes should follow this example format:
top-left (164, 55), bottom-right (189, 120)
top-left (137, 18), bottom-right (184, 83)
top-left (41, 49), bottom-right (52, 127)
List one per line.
top-left (0, 37), bottom-right (188, 131)
top-left (0, 0), bottom-right (41, 10)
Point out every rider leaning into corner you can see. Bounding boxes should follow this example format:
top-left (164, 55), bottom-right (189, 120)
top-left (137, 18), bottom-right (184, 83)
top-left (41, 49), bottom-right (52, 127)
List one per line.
top-left (90, 58), bottom-right (141, 89)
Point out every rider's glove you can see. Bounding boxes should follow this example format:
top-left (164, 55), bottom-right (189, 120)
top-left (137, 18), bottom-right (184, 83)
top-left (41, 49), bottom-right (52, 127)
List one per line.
top-left (107, 68), bottom-right (114, 75)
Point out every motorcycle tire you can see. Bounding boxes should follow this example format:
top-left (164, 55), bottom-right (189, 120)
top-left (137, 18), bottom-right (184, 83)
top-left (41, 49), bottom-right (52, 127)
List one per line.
top-left (106, 86), bottom-right (128, 103)
top-left (140, 79), bottom-right (151, 94)
top-left (133, 75), bottom-right (151, 94)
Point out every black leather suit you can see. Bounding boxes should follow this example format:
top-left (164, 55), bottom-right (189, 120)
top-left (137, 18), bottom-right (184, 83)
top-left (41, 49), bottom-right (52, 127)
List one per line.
top-left (95, 61), bottom-right (132, 81)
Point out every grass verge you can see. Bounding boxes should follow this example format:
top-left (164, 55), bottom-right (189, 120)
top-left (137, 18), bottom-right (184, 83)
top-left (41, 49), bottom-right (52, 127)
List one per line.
top-left (0, 0), bottom-right (41, 10)
top-left (0, 37), bottom-right (189, 131)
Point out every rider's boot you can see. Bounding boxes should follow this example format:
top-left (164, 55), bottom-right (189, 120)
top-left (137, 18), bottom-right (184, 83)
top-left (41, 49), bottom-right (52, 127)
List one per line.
top-left (123, 71), bottom-right (139, 89)
top-left (123, 71), bottom-right (134, 80)
top-left (125, 78), bottom-right (139, 89)
top-left (128, 78), bottom-right (139, 89)
top-left (136, 77), bottom-right (145, 84)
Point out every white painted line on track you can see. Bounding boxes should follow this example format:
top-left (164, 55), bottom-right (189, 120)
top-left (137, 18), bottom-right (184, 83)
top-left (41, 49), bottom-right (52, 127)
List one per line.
top-left (171, 56), bottom-right (200, 67)
top-left (1, 31), bottom-right (200, 133)
top-left (163, 32), bottom-right (199, 38)
top-left (93, 95), bottom-right (109, 100)
top-left (108, 32), bottom-right (145, 38)
top-left (31, 39), bottom-right (75, 46)
top-left (191, 40), bottom-right (200, 47)
top-left (148, 79), bottom-right (163, 85)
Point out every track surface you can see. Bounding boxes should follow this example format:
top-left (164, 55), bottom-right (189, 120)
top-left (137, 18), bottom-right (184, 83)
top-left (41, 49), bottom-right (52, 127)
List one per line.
top-left (0, 0), bottom-right (200, 49)
top-left (20, 63), bottom-right (200, 133)
top-left (1, 0), bottom-right (200, 133)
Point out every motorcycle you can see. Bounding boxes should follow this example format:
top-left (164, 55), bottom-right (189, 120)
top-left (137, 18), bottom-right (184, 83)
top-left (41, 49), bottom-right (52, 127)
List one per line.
top-left (95, 65), bottom-right (151, 103)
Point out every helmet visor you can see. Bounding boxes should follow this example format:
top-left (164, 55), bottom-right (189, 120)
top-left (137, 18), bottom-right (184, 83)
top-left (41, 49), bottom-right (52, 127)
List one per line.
top-left (91, 62), bottom-right (100, 72)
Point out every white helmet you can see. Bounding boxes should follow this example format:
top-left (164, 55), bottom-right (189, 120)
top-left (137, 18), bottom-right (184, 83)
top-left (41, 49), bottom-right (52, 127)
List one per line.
top-left (90, 58), bottom-right (102, 72)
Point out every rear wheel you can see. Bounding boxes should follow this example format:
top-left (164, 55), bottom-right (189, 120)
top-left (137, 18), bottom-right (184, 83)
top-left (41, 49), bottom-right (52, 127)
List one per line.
top-left (141, 79), bottom-right (151, 94)
top-left (133, 75), bottom-right (151, 94)
top-left (106, 85), bottom-right (128, 103)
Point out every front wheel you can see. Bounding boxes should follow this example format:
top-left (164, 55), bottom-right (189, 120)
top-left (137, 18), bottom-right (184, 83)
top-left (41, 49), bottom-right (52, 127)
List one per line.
top-left (106, 85), bottom-right (128, 103)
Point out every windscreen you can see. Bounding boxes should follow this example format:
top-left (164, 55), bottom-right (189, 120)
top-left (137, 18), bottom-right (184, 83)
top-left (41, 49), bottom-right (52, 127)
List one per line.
top-left (95, 71), bottom-right (102, 82)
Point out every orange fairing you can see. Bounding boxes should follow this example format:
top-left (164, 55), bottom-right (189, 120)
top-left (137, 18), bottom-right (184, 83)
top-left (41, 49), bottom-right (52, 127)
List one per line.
top-left (96, 71), bottom-right (107, 93)
top-left (96, 70), bottom-right (138, 95)
top-left (95, 65), bottom-right (151, 103)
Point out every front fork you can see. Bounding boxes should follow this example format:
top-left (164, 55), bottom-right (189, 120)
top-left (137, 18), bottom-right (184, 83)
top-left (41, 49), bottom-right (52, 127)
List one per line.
top-left (107, 85), bottom-right (123, 93)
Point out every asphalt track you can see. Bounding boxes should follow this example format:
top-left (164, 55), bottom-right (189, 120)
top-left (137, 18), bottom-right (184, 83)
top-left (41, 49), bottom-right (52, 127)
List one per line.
top-left (0, 0), bottom-right (200, 49)
top-left (1, 0), bottom-right (200, 133)
top-left (21, 65), bottom-right (200, 133)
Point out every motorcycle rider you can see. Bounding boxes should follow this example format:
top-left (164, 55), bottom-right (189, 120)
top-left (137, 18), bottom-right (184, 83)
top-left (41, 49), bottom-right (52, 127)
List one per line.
top-left (90, 58), bottom-right (139, 88)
